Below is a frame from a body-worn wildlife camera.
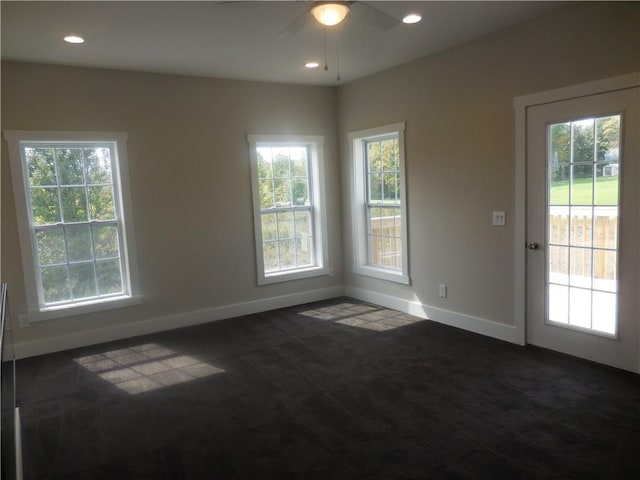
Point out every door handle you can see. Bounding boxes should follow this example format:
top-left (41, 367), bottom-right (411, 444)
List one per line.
top-left (526, 242), bottom-right (540, 250)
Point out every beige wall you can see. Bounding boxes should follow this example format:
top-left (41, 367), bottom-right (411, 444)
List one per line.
top-left (2, 1), bottom-right (639, 355)
top-left (1, 64), bottom-right (342, 349)
top-left (337, 2), bottom-right (639, 325)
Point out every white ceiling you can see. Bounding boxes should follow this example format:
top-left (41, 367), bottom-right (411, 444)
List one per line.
top-left (1, 1), bottom-right (563, 86)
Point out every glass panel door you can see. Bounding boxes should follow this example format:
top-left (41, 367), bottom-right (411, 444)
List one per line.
top-left (547, 115), bottom-right (621, 336)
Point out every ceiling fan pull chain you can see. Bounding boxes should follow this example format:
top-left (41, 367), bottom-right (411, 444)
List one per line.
top-left (336, 29), bottom-right (341, 82)
top-left (323, 27), bottom-right (329, 71)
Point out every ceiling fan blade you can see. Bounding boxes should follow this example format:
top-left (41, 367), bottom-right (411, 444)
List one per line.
top-left (351, 2), bottom-right (399, 31)
top-left (278, 9), bottom-right (314, 39)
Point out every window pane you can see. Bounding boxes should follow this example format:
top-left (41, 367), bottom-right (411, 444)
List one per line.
top-left (278, 239), bottom-right (295, 269)
top-left (259, 179), bottom-right (275, 209)
top-left (296, 237), bottom-right (312, 266)
top-left (66, 225), bottom-right (93, 262)
top-left (595, 167), bottom-right (619, 206)
top-left (69, 263), bottom-right (97, 299)
top-left (383, 173), bottom-right (398, 201)
top-left (60, 187), bottom-right (88, 222)
top-left (96, 259), bottom-right (123, 295)
top-left (273, 151), bottom-right (290, 177)
top-left (26, 147), bottom-right (57, 186)
top-left (93, 225), bottom-right (120, 259)
top-left (569, 287), bottom-right (591, 329)
top-left (263, 242), bottom-right (278, 272)
top-left (292, 179), bottom-right (309, 206)
top-left (548, 246), bottom-right (569, 285)
top-left (291, 150), bottom-right (308, 177)
top-left (569, 247), bottom-right (592, 288)
top-left (294, 210), bottom-right (311, 237)
top-left (571, 164), bottom-right (593, 205)
top-left (369, 235), bottom-right (383, 266)
top-left (30, 187), bottom-right (61, 225)
top-left (548, 284), bottom-right (568, 324)
top-left (261, 213), bottom-right (277, 241)
top-left (368, 207), bottom-right (383, 235)
top-left (549, 166), bottom-right (570, 205)
top-left (368, 173), bottom-right (383, 201)
top-left (593, 208), bottom-right (617, 249)
top-left (380, 207), bottom-right (400, 237)
top-left (57, 148), bottom-right (84, 185)
top-left (257, 148), bottom-right (273, 179)
top-left (41, 266), bottom-right (71, 303)
top-left (381, 139), bottom-right (396, 171)
top-left (593, 250), bottom-right (616, 292)
top-left (548, 206), bottom-right (569, 245)
top-left (277, 211), bottom-right (294, 239)
top-left (572, 119), bottom-right (594, 163)
top-left (367, 142), bottom-right (381, 172)
top-left (36, 228), bottom-right (66, 266)
top-left (592, 291), bottom-right (616, 335)
top-left (84, 148), bottom-right (113, 185)
top-left (273, 178), bottom-right (291, 207)
top-left (88, 186), bottom-right (116, 220)
top-left (569, 207), bottom-right (592, 247)
top-left (596, 116), bottom-right (620, 163)
top-left (548, 123), bottom-right (570, 166)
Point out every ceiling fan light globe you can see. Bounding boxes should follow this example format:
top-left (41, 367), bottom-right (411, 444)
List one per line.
top-left (311, 2), bottom-right (350, 27)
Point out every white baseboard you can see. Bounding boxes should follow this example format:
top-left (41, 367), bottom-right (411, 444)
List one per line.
top-left (13, 286), bottom-right (344, 359)
top-left (14, 285), bottom-right (519, 358)
top-left (344, 286), bottom-right (519, 344)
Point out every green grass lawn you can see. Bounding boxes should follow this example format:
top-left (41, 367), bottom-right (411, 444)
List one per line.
top-left (550, 176), bottom-right (619, 205)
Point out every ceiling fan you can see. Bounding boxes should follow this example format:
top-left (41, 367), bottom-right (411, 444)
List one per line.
top-left (278, 1), bottom-right (400, 39)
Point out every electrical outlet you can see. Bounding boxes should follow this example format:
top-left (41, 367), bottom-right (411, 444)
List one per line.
top-left (439, 284), bottom-right (447, 298)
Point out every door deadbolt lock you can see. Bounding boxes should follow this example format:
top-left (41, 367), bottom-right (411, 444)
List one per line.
top-left (526, 242), bottom-right (540, 250)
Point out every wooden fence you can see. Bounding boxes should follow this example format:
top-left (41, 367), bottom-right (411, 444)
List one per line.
top-left (370, 215), bottom-right (402, 268)
top-left (548, 213), bottom-right (617, 281)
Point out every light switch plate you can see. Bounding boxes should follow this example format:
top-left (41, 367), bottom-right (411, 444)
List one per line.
top-left (493, 211), bottom-right (506, 226)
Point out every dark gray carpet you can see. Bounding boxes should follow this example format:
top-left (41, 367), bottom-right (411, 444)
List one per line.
top-left (16, 298), bottom-right (640, 479)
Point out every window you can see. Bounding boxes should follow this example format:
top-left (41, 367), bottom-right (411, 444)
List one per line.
top-left (350, 123), bottom-right (409, 284)
top-left (248, 135), bottom-right (329, 284)
top-left (4, 131), bottom-right (138, 322)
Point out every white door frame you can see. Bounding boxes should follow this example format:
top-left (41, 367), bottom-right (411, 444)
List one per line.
top-left (513, 72), bottom-right (640, 347)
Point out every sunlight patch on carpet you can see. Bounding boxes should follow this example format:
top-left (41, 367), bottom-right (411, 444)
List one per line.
top-left (74, 343), bottom-right (224, 395)
top-left (299, 303), bottom-right (424, 331)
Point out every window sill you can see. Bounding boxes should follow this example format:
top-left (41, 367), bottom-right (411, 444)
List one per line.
top-left (258, 266), bottom-right (330, 286)
top-left (20, 295), bottom-right (141, 327)
top-left (353, 265), bottom-right (410, 285)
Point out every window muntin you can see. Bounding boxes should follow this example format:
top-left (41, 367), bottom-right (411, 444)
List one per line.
top-left (350, 123), bottom-right (409, 284)
top-left (4, 130), bottom-right (137, 321)
top-left (249, 135), bottom-right (328, 284)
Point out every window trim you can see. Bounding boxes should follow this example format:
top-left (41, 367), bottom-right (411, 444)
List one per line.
top-left (4, 130), bottom-right (140, 323)
top-left (248, 134), bottom-right (329, 285)
top-left (349, 123), bottom-right (410, 284)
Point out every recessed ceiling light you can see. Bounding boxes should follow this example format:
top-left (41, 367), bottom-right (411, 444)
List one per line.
top-left (402, 14), bottom-right (422, 24)
top-left (63, 35), bottom-right (85, 44)
top-left (305, 62), bottom-right (320, 69)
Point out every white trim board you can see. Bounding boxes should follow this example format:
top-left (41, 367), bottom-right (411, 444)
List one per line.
top-left (14, 285), bottom-right (522, 359)
top-left (13, 286), bottom-right (343, 359)
top-left (512, 72), bottom-right (640, 347)
top-left (344, 286), bottom-right (519, 344)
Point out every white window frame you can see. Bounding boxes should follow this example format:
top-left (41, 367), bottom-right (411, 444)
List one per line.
top-left (4, 130), bottom-right (140, 324)
top-left (248, 134), bottom-right (329, 285)
top-left (349, 122), bottom-right (410, 284)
